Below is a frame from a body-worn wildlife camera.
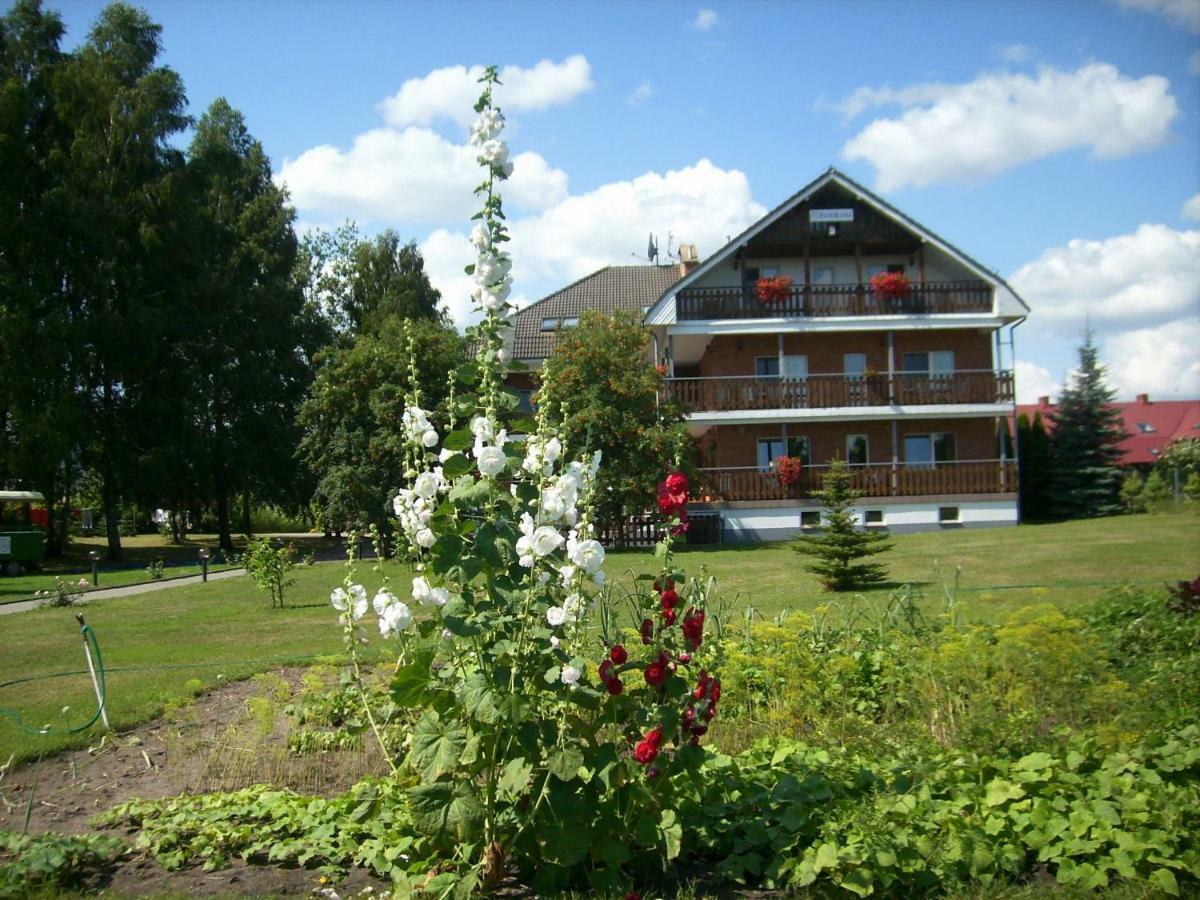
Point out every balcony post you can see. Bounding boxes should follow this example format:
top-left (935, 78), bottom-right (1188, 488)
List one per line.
top-left (886, 330), bottom-right (895, 403)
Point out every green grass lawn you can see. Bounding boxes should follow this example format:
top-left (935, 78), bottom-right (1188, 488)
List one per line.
top-left (0, 532), bottom-right (337, 602)
top-left (0, 513), bottom-right (1196, 765)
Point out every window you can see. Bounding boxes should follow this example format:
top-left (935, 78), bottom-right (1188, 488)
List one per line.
top-left (561, 316), bottom-right (579, 328)
top-left (782, 355), bottom-right (808, 378)
top-left (904, 433), bottom-right (957, 467)
top-left (938, 506), bottom-right (961, 524)
top-left (756, 356), bottom-right (781, 378)
top-left (757, 438), bottom-right (785, 471)
top-left (844, 353), bottom-right (867, 377)
top-left (801, 510), bottom-right (821, 528)
top-left (787, 436), bottom-right (811, 466)
top-left (864, 509), bottom-right (884, 526)
top-left (846, 434), bottom-right (869, 466)
top-left (810, 266), bottom-right (835, 285)
top-left (540, 317), bottom-right (558, 331)
top-left (867, 263), bottom-right (906, 278)
top-left (1136, 422), bottom-right (1156, 433)
top-left (902, 351), bottom-right (955, 374)
top-left (517, 390), bottom-right (534, 413)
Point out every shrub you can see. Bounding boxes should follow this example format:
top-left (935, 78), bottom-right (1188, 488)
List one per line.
top-left (240, 537), bottom-right (297, 608)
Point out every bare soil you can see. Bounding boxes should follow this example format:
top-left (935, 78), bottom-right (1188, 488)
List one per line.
top-left (0, 668), bottom-right (393, 897)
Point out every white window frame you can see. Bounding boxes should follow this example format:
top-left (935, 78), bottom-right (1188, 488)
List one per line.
top-left (844, 353), bottom-right (867, 377)
top-left (757, 437), bottom-right (786, 471)
top-left (904, 432), bottom-right (957, 467)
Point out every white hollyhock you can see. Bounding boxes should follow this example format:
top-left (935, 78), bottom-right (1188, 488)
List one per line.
top-left (331, 584), bottom-right (368, 620)
top-left (478, 446), bottom-right (507, 477)
top-left (411, 576), bottom-right (432, 605)
top-left (531, 526), bottom-right (564, 557)
top-left (560, 665), bottom-right (581, 687)
top-left (413, 472), bottom-right (441, 500)
top-left (568, 538), bottom-right (605, 574)
top-left (546, 606), bottom-right (567, 627)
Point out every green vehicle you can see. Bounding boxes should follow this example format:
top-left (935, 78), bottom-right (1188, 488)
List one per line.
top-left (0, 490), bottom-right (47, 575)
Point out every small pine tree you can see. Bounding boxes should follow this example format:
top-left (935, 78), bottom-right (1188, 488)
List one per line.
top-left (794, 459), bottom-right (894, 591)
top-left (1119, 470), bottom-right (1145, 513)
top-left (1139, 470), bottom-right (1170, 512)
top-left (1182, 471), bottom-right (1200, 505)
top-left (1048, 334), bottom-right (1125, 519)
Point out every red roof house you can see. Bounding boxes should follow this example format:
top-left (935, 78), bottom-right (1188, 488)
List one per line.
top-left (1015, 394), bottom-right (1200, 466)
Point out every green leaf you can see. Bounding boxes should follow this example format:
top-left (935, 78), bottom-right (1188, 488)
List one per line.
top-left (474, 523), bottom-right (505, 569)
top-left (409, 711), bottom-right (467, 780)
top-left (406, 781), bottom-right (483, 840)
top-left (813, 842), bottom-right (839, 872)
top-left (498, 756), bottom-right (533, 799)
top-left (548, 747), bottom-right (584, 782)
top-left (442, 428), bottom-right (473, 451)
top-left (659, 808), bottom-right (682, 861)
top-left (390, 651), bottom-right (435, 708)
top-left (440, 454), bottom-right (470, 479)
top-left (985, 778), bottom-right (1026, 806)
top-left (840, 867), bottom-right (875, 897)
top-left (461, 674), bottom-right (503, 724)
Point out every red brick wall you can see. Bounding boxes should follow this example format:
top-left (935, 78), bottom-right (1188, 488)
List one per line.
top-left (702, 417), bottom-right (1000, 467)
top-left (695, 329), bottom-right (994, 377)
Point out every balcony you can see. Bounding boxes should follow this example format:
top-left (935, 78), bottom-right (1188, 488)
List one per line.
top-left (675, 280), bottom-right (993, 321)
top-left (695, 460), bottom-right (1017, 503)
top-left (664, 370), bottom-right (1015, 413)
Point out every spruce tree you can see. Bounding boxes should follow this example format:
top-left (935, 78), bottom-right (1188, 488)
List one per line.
top-left (1048, 334), bottom-right (1126, 519)
top-left (1016, 411), bottom-right (1053, 521)
top-left (794, 459), bottom-right (894, 591)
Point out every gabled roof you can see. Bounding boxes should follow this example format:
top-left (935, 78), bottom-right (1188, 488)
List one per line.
top-left (1016, 395), bottom-right (1200, 465)
top-left (646, 166), bottom-right (1030, 323)
top-left (512, 264), bottom-right (682, 361)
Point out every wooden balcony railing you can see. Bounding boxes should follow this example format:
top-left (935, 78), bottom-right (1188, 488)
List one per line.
top-left (676, 280), bottom-right (993, 320)
top-left (694, 460), bottom-right (1016, 503)
top-left (663, 370), bottom-right (1014, 413)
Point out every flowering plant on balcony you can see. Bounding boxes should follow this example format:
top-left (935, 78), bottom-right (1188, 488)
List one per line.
top-left (869, 271), bottom-right (912, 299)
top-left (776, 455), bottom-right (802, 486)
top-left (755, 274), bottom-right (793, 303)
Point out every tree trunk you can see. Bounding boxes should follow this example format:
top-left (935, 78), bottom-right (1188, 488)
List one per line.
top-left (215, 490), bottom-right (233, 555)
top-left (241, 492), bottom-right (252, 536)
top-left (43, 467), bottom-right (63, 559)
top-left (102, 466), bottom-right (124, 561)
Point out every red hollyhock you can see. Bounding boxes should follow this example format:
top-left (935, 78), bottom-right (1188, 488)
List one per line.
top-left (644, 653), bottom-right (669, 687)
top-left (610, 644), bottom-right (628, 664)
top-left (664, 472), bottom-right (688, 496)
top-left (598, 659), bottom-right (613, 682)
top-left (661, 608), bottom-right (677, 627)
top-left (682, 608), bottom-right (705, 649)
top-left (640, 618), bottom-right (654, 645)
top-left (693, 671), bottom-right (711, 701)
top-left (659, 588), bottom-right (679, 609)
top-left (605, 678), bottom-right (623, 695)
top-left (633, 739), bottom-right (658, 764)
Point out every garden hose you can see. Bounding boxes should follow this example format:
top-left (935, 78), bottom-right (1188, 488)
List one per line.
top-left (0, 616), bottom-right (106, 737)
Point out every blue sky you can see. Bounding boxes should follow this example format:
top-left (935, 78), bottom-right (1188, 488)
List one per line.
top-left (52, 0), bottom-right (1200, 401)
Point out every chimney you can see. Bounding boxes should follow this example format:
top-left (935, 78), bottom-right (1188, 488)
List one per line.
top-left (1136, 393), bottom-right (1150, 405)
top-left (678, 243), bottom-right (700, 276)
top-left (1038, 395), bottom-right (1050, 407)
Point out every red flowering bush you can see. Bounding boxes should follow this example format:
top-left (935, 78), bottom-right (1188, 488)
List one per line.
top-left (755, 274), bottom-right (793, 303)
top-left (869, 271), bottom-right (912, 299)
top-left (776, 454), bottom-right (802, 486)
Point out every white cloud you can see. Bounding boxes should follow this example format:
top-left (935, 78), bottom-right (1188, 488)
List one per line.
top-left (1183, 193), bottom-right (1200, 220)
top-left (277, 128), bottom-right (568, 224)
top-left (996, 43), bottom-right (1035, 63)
top-left (377, 56), bottom-right (594, 128)
top-left (839, 64), bottom-right (1178, 190)
top-left (1114, 0), bottom-right (1200, 32)
top-left (1104, 319), bottom-right (1200, 398)
top-left (421, 160), bottom-right (766, 327)
top-left (1015, 360), bottom-right (1062, 404)
top-left (1010, 224), bottom-right (1200, 334)
top-left (508, 158), bottom-right (765, 285)
top-left (627, 81), bottom-right (654, 106)
top-left (693, 9), bottom-right (720, 31)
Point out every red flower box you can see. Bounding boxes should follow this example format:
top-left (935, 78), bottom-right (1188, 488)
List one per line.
top-left (755, 275), bottom-right (793, 303)
top-left (776, 455), bottom-right (802, 486)
top-left (869, 271), bottom-right (912, 299)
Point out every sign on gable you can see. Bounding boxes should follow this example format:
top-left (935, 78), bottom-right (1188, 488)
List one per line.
top-left (809, 208), bottom-right (855, 223)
